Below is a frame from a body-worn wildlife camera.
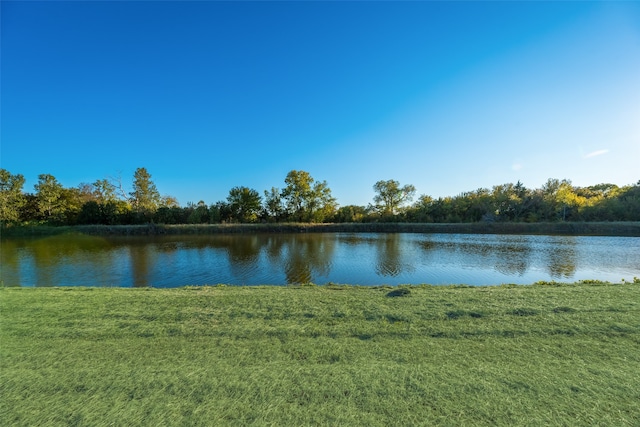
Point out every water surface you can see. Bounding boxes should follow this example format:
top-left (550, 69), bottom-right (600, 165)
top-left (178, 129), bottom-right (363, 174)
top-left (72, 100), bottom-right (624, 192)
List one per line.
top-left (2, 233), bottom-right (639, 287)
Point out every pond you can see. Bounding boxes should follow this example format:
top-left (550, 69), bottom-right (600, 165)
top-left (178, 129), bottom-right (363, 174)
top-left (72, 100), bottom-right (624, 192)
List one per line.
top-left (1, 233), bottom-right (639, 287)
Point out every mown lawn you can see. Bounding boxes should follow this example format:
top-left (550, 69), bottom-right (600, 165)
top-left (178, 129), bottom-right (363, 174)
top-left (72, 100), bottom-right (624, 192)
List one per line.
top-left (1, 282), bottom-right (639, 426)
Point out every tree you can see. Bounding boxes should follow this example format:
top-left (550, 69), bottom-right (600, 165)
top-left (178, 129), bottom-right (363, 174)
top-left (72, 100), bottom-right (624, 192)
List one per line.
top-left (129, 167), bottom-right (161, 218)
top-left (308, 179), bottom-right (337, 223)
top-left (333, 205), bottom-right (368, 223)
top-left (227, 187), bottom-right (262, 223)
top-left (491, 181), bottom-right (531, 222)
top-left (34, 174), bottom-right (65, 222)
top-left (77, 201), bottom-right (102, 224)
top-left (187, 200), bottom-right (210, 224)
top-left (209, 201), bottom-right (233, 223)
top-left (281, 170), bottom-right (337, 222)
top-left (406, 194), bottom-right (434, 222)
top-left (373, 179), bottom-right (416, 216)
top-left (160, 195), bottom-right (180, 208)
top-left (263, 187), bottom-right (285, 222)
top-left (58, 187), bottom-right (89, 224)
top-left (282, 170), bottom-right (314, 221)
top-left (92, 179), bottom-right (117, 203)
top-left (0, 169), bottom-right (26, 224)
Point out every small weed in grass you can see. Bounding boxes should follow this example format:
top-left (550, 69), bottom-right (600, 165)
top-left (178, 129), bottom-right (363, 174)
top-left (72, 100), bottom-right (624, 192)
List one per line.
top-left (446, 309), bottom-right (485, 319)
top-left (384, 313), bottom-right (410, 323)
top-left (508, 307), bottom-right (540, 316)
top-left (553, 306), bottom-right (576, 313)
top-left (446, 309), bottom-right (467, 319)
top-left (386, 288), bottom-right (411, 297)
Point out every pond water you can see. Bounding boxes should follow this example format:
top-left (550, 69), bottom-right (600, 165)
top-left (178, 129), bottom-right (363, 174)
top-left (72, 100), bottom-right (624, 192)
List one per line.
top-left (1, 233), bottom-right (639, 287)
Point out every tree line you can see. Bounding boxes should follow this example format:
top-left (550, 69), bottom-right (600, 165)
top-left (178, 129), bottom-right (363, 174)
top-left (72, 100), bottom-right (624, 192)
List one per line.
top-left (1, 167), bottom-right (639, 226)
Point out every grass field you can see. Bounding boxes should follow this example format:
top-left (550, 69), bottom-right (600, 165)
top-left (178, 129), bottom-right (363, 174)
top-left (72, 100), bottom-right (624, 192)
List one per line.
top-left (1, 282), bottom-right (639, 426)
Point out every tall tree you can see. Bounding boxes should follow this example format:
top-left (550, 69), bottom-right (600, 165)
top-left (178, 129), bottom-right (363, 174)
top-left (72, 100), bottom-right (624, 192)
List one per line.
top-left (263, 187), bottom-right (285, 222)
top-left (282, 170), bottom-right (314, 220)
top-left (309, 179), bottom-right (337, 223)
top-left (281, 170), bottom-right (336, 222)
top-left (0, 169), bottom-right (26, 224)
top-left (34, 174), bottom-right (65, 221)
top-left (92, 179), bottom-right (117, 203)
top-left (187, 200), bottom-right (210, 224)
top-left (129, 167), bottom-right (161, 217)
top-left (227, 186), bottom-right (262, 223)
top-left (373, 179), bottom-right (416, 216)
top-left (491, 181), bottom-right (531, 221)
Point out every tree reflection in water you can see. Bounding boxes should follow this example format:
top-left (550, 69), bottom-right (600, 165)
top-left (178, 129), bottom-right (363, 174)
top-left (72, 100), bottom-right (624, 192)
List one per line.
top-left (375, 234), bottom-right (415, 277)
top-left (2, 234), bottom-right (116, 287)
top-left (416, 235), bottom-right (533, 277)
top-left (1, 233), bottom-right (635, 287)
top-left (1, 239), bottom-right (22, 287)
top-left (278, 235), bottom-right (335, 284)
top-left (545, 237), bottom-right (577, 278)
top-left (129, 243), bottom-right (155, 287)
top-left (493, 242), bottom-right (531, 276)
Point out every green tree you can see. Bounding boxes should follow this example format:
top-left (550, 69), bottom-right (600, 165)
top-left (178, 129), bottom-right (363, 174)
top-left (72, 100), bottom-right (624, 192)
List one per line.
top-left (281, 170), bottom-right (336, 222)
top-left (263, 187), bottom-right (285, 222)
top-left (0, 169), bottom-right (26, 224)
top-left (282, 170), bottom-right (314, 220)
top-left (407, 195), bottom-right (434, 222)
top-left (19, 194), bottom-right (39, 223)
top-left (160, 195), bottom-right (180, 208)
top-left (227, 187), bottom-right (262, 223)
top-left (333, 205), bottom-right (368, 223)
top-left (309, 179), bottom-right (337, 223)
top-left (34, 174), bottom-right (65, 222)
top-left (373, 179), bottom-right (416, 216)
top-left (58, 187), bottom-right (91, 224)
top-left (92, 179), bottom-right (117, 203)
top-left (187, 200), bottom-right (210, 224)
top-left (209, 201), bottom-right (233, 223)
top-left (491, 181), bottom-right (531, 222)
top-left (129, 167), bottom-right (161, 218)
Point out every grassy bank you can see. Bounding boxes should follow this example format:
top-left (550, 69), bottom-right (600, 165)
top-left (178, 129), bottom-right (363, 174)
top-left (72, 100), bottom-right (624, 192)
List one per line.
top-left (1, 282), bottom-right (639, 426)
top-left (3, 221), bottom-right (640, 237)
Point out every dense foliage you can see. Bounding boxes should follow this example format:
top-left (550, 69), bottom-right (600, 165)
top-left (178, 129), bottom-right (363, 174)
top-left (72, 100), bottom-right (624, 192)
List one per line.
top-left (1, 167), bottom-right (638, 226)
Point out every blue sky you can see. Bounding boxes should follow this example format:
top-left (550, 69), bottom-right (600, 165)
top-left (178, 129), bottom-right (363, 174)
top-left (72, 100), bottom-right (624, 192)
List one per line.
top-left (2, 1), bottom-right (639, 207)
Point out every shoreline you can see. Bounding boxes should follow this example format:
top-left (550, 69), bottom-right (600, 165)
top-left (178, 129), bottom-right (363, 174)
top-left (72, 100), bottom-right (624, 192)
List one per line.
top-left (3, 221), bottom-right (640, 237)
top-left (4, 279), bottom-right (639, 290)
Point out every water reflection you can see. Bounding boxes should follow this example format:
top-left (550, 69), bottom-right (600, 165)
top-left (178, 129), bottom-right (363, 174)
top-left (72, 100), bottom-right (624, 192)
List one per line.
top-left (0, 239), bottom-right (21, 287)
top-left (1, 234), bottom-right (118, 287)
top-left (544, 237), bottom-right (577, 278)
top-left (375, 234), bottom-right (415, 277)
top-left (129, 244), bottom-right (155, 288)
top-left (416, 235), bottom-right (533, 276)
top-left (278, 235), bottom-right (335, 284)
top-left (1, 233), bottom-right (638, 287)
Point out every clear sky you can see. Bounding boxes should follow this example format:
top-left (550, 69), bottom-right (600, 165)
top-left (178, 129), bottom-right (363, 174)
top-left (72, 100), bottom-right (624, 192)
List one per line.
top-left (2, 1), bottom-right (639, 207)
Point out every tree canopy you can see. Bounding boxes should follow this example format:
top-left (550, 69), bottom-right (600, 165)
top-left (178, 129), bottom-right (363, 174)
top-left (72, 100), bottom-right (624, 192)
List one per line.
top-left (0, 169), bottom-right (26, 224)
top-left (373, 179), bottom-right (416, 216)
top-left (281, 170), bottom-right (337, 222)
top-left (129, 167), bottom-right (161, 218)
top-left (1, 167), bottom-right (638, 226)
top-left (227, 186), bottom-right (262, 223)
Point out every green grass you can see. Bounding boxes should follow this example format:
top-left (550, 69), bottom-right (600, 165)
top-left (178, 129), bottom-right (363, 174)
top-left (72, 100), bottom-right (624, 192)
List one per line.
top-left (2, 283), bottom-right (639, 426)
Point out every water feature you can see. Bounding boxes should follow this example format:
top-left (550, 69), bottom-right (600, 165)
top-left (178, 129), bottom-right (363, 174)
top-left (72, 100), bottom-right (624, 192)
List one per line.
top-left (2, 233), bottom-right (639, 287)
